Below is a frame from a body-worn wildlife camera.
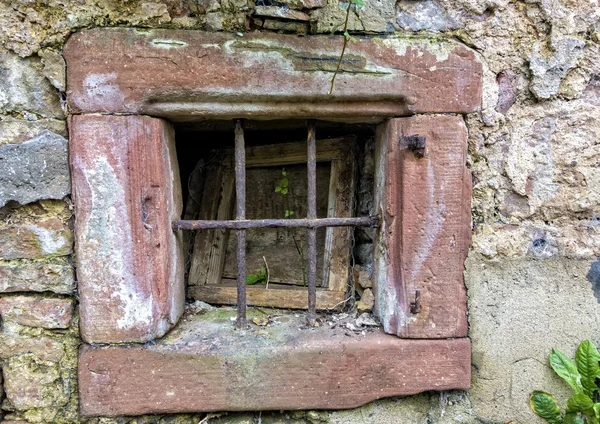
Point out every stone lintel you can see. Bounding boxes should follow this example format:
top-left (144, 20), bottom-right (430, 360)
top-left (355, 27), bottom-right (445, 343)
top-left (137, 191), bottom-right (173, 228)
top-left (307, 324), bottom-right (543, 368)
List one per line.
top-left (64, 28), bottom-right (482, 120)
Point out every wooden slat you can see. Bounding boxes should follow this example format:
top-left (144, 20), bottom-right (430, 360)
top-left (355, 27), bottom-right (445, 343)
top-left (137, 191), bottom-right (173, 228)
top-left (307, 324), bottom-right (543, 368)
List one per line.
top-left (188, 156), bottom-right (234, 287)
top-left (189, 284), bottom-right (346, 310)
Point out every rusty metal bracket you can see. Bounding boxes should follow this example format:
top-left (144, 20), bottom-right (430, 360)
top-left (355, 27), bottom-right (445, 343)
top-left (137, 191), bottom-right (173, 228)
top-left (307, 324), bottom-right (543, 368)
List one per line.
top-left (402, 134), bottom-right (426, 158)
top-left (409, 290), bottom-right (421, 314)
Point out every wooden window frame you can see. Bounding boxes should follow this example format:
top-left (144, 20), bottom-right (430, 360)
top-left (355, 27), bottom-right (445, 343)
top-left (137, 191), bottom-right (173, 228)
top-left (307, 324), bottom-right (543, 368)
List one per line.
top-left (65, 28), bottom-right (481, 416)
top-left (187, 137), bottom-right (357, 310)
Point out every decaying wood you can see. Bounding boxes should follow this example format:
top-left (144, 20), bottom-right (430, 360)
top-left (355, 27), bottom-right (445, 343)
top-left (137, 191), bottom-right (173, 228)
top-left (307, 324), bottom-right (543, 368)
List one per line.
top-left (189, 284), bottom-right (347, 310)
top-left (189, 138), bottom-right (356, 309)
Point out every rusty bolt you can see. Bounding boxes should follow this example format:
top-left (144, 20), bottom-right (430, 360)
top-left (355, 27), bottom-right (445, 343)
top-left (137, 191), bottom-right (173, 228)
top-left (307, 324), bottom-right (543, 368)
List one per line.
top-left (402, 134), bottom-right (426, 158)
top-left (409, 290), bottom-right (421, 314)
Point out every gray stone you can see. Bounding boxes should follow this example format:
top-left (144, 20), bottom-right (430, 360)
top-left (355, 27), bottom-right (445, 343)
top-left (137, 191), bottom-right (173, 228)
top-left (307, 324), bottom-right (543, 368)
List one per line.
top-left (39, 49), bottom-right (66, 92)
top-left (0, 51), bottom-right (63, 118)
top-left (396, 0), bottom-right (462, 32)
top-left (587, 259), bottom-right (600, 301)
top-left (466, 254), bottom-right (600, 423)
top-left (0, 130), bottom-right (70, 207)
top-left (529, 37), bottom-right (585, 100)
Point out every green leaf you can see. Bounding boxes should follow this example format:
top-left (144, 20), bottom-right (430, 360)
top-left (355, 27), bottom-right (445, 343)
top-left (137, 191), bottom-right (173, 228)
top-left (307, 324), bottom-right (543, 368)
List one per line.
top-left (594, 403), bottom-right (600, 419)
top-left (567, 393), bottom-right (594, 414)
top-left (281, 169), bottom-right (287, 176)
top-left (564, 412), bottom-right (585, 424)
top-left (281, 178), bottom-right (288, 188)
top-left (530, 391), bottom-right (563, 424)
top-left (551, 348), bottom-right (584, 393)
top-left (352, 0), bottom-right (365, 6)
top-left (281, 188), bottom-right (288, 195)
top-left (246, 273), bottom-right (261, 285)
top-left (576, 340), bottom-right (600, 398)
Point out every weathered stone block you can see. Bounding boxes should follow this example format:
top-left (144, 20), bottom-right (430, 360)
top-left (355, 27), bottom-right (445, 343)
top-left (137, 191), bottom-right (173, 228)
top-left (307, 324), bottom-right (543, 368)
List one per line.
top-left (0, 118), bottom-right (66, 146)
top-left (0, 257), bottom-right (74, 294)
top-left (277, 0), bottom-right (326, 9)
top-left (0, 51), bottom-right (63, 119)
top-left (312, 0), bottom-right (396, 33)
top-left (0, 296), bottom-right (73, 329)
top-left (64, 28), bottom-right (482, 119)
top-left (254, 6), bottom-right (310, 21)
top-left (2, 355), bottom-right (66, 411)
top-left (70, 115), bottom-right (185, 343)
top-left (0, 334), bottom-right (64, 363)
top-left (39, 49), bottom-right (66, 92)
top-left (396, 0), bottom-right (462, 32)
top-left (0, 218), bottom-right (72, 260)
top-left (374, 116), bottom-right (470, 338)
top-left (529, 37), bottom-right (585, 100)
top-left (0, 130), bottom-right (70, 207)
top-left (78, 311), bottom-right (470, 416)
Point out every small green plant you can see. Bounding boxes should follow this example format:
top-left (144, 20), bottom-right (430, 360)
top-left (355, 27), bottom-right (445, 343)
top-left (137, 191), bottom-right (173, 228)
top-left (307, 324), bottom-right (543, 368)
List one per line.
top-left (328, 0), bottom-right (365, 95)
top-left (531, 340), bottom-right (600, 424)
top-left (245, 265), bottom-right (268, 285)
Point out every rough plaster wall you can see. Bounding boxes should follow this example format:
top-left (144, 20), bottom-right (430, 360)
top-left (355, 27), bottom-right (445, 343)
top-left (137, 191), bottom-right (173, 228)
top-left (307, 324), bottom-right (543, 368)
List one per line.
top-left (0, 0), bottom-right (599, 423)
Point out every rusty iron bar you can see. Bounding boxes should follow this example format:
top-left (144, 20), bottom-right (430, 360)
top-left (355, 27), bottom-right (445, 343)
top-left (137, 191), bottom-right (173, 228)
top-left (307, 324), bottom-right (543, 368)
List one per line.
top-left (306, 121), bottom-right (317, 325)
top-left (173, 216), bottom-right (379, 231)
top-left (234, 119), bottom-right (247, 328)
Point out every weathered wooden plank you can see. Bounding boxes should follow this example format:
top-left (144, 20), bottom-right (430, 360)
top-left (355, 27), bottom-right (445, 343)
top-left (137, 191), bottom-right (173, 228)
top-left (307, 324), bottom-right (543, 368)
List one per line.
top-left (70, 115), bottom-right (185, 343)
top-left (190, 139), bottom-right (355, 307)
top-left (188, 155), bottom-right (234, 287)
top-left (64, 29), bottom-right (482, 119)
top-left (373, 116), bottom-right (470, 339)
top-left (189, 284), bottom-right (346, 310)
top-left (79, 313), bottom-right (471, 416)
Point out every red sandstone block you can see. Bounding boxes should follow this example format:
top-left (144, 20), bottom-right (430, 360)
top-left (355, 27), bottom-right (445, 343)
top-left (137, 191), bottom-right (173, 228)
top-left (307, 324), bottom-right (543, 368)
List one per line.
top-left (374, 116), bottom-right (471, 338)
top-left (64, 28), bottom-right (482, 119)
top-left (70, 115), bottom-right (185, 343)
top-left (0, 296), bottom-right (73, 329)
top-left (79, 329), bottom-right (470, 416)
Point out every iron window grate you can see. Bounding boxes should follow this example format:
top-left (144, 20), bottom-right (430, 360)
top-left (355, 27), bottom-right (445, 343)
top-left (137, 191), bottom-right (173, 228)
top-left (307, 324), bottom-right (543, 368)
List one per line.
top-left (173, 120), bottom-right (380, 327)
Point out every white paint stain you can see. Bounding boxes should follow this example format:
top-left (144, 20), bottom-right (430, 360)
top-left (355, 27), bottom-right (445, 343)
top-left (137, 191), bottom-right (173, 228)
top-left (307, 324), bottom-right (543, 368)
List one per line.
top-left (150, 39), bottom-right (188, 49)
top-left (409, 159), bottom-right (445, 284)
top-left (26, 224), bottom-right (68, 255)
top-left (80, 73), bottom-right (125, 111)
top-left (76, 156), bottom-right (153, 331)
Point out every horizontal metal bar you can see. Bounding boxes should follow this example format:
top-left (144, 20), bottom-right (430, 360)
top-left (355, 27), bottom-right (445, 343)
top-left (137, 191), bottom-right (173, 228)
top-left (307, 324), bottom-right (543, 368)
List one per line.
top-left (173, 216), bottom-right (380, 231)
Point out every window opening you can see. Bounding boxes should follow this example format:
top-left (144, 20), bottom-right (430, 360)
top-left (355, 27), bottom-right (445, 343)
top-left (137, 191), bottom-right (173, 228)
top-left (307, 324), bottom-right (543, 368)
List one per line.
top-left (174, 120), bottom-right (380, 327)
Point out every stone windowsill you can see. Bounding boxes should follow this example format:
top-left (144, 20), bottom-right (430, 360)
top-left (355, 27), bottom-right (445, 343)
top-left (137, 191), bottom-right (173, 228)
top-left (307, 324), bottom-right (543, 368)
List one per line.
top-left (79, 307), bottom-right (471, 416)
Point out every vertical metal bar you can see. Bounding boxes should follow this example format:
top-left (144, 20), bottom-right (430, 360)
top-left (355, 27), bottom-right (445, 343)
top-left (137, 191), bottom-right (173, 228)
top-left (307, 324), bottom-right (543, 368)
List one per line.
top-left (306, 120), bottom-right (317, 325)
top-left (234, 119), bottom-right (247, 328)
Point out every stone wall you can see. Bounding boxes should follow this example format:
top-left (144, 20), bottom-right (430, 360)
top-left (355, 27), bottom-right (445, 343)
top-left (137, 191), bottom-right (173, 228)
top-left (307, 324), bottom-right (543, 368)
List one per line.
top-left (0, 0), bottom-right (598, 423)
